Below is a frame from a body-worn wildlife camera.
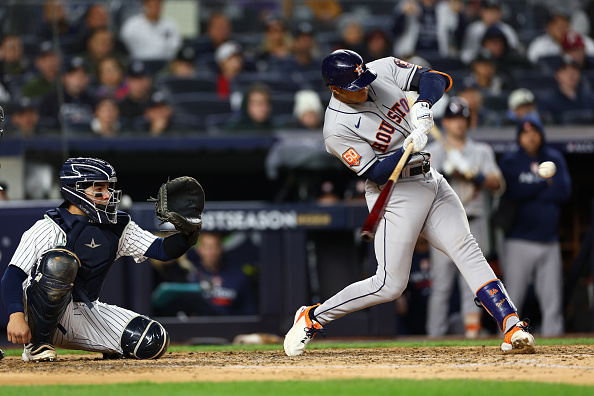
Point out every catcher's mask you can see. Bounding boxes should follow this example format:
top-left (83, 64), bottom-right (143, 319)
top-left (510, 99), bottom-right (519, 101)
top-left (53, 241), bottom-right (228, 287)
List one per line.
top-left (60, 157), bottom-right (122, 223)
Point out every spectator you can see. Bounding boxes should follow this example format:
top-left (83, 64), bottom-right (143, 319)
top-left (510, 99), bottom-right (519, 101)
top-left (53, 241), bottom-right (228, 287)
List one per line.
top-left (460, 0), bottom-right (521, 65)
top-left (94, 56), bottom-right (128, 100)
top-left (80, 27), bottom-right (126, 79)
top-left (225, 83), bottom-right (274, 133)
top-left (256, 16), bottom-right (293, 69)
top-left (160, 45), bottom-right (197, 78)
top-left (316, 180), bottom-right (341, 205)
top-left (0, 182), bottom-right (7, 201)
top-left (91, 97), bottom-right (120, 137)
top-left (527, 9), bottom-right (594, 65)
top-left (391, 0), bottom-right (466, 59)
top-left (22, 41), bottom-right (60, 99)
top-left (561, 30), bottom-right (594, 70)
top-left (538, 55), bottom-right (594, 124)
top-left (118, 61), bottom-right (153, 131)
top-left (143, 91), bottom-right (173, 136)
top-left (506, 88), bottom-right (539, 123)
top-left (304, 0), bottom-right (342, 25)
top-left (335, 15), bottom-right (366, 55)
top-left (291, 89), bottom-right (324, 130)
top-left (37, 0), bottom-right (80, 41)
top-left (426, 97), bottom-right (504, 339)
top-left (215, 41), bottom-right (244, 99)
top-left (270, 21), bottom-right (320, 74)
top-left (119, 0), bottom-right (182, 61)
top-left (343, 178), bottom-right (366, 202)
top-left (38, 56), bottom-right (95, 132)
top-left (194, 12), bottom-right (233, 56)
top-left (463, 49), bottom-right (514, 97)
top-left (187, 232), bottom-right (257, 316)
top-left (480, 25), bottom-right (532, 71)
top-left (497, 115), bottom-right (572, 336)
top-left (361, 29), bottom-right (392, 63)
top-left (9, 97), bottom-right (40, 137)
top-left (0, 34), bottom-right (30, 78)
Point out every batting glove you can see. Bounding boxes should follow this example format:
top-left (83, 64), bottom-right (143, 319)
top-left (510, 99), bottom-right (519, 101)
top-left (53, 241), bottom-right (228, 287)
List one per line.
top-left (410, 101), bottom-right (434, 133)
top-left (403, 128), bottom-right (428, 152)
top-left (447, 149), bottom-right (474, 177)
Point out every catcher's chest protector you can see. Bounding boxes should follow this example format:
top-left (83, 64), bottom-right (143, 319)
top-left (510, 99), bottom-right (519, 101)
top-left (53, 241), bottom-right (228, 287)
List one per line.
top-left (46, 208), bottom-right (129, 302)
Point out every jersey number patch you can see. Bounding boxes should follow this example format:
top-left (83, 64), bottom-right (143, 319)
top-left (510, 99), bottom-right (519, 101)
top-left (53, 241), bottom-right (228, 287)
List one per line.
top-left (342, 148), bottom-right (362, 166)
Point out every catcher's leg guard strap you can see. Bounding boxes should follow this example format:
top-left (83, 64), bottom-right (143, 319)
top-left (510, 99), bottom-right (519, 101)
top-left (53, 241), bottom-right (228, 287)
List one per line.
top-left (475, 279), bottom-right (518, 332)
top-left (121, 316), bottom-right (170, 359)
top-left (26, 249), bottom-right (80, 344)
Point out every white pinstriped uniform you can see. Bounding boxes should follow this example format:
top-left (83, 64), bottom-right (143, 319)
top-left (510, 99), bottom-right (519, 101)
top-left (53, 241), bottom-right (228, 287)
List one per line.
top-left (315, 57), bottom-right (497, 325)
top-left (9, 214), bottom-right (157, 354)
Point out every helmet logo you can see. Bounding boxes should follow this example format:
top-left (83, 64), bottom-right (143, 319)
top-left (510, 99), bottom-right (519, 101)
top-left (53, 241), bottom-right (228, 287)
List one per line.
top-left (355, 64), bottom-right (363, 76)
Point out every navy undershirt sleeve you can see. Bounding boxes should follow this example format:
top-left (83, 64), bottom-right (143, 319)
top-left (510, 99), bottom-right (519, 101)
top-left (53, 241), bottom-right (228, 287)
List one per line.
top-left (363, 147), bottom-right (411, 185)
top-left (416, 72), bottom-right (448, 107)
top-left (1, 265), bottom-right (28, 315)
top-left (145, 234), bottom-right (191, 261)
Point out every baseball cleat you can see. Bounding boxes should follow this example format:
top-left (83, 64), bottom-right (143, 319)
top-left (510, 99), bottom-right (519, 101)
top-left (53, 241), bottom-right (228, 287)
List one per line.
top-left (22, 343), bottom-right (57, 362)
top-left (284, 304), bottom-right (325, 356)
top-left (501, 319), bottom-right (535, 354)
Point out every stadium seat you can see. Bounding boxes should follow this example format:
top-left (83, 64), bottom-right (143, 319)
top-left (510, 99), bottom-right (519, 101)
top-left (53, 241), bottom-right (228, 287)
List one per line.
top-left (156, 76), bottom-right (218, 96)
top-left (170, 92), bottom-right (231, 117)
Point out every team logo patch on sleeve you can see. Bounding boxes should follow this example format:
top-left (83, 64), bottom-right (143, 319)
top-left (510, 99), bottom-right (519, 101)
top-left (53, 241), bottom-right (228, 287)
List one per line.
top-left (394, 58), bottom-right (413, 69)
top-left (342, 148), bottom-right (362, 166)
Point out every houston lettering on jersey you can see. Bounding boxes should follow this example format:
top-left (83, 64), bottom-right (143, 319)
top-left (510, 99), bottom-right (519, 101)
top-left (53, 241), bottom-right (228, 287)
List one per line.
top-left (372, 99), bottom-right (411, 153)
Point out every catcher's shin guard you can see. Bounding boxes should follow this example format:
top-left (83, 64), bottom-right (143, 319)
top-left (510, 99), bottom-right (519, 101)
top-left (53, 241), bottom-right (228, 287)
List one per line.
top-left (25, 249), bottom-right (80, 345)
top-left (121, 316), bottom-right (170, 359)
top-left (475, 279), bottom-right (518, 332)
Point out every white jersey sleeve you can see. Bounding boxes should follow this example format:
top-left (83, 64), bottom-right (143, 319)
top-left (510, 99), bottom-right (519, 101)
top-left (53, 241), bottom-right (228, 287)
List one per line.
top-left (9, 217), bottom-right (66, 276)
top-left (116, 220), bottom-right (159, 263)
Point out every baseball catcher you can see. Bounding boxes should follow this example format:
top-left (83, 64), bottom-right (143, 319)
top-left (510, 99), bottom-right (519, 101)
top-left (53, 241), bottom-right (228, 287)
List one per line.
top-left (1, 157), bottom-right (204, 361)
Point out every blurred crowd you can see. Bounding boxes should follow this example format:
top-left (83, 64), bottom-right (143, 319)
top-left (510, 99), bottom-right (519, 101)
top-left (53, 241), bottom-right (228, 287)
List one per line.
top-left (1, 0), bottom-right (594, 139)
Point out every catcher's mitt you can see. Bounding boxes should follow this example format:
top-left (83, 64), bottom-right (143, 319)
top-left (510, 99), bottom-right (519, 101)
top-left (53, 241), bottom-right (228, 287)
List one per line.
top-left (152, 176), bottom-right (204, 235)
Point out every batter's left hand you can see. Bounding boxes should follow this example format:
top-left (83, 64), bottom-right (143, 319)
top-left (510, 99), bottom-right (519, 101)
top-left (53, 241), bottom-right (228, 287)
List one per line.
top-left (403, 128), bottom-right (428, 152)
top-left (410, 101), bottom-right (433, 132)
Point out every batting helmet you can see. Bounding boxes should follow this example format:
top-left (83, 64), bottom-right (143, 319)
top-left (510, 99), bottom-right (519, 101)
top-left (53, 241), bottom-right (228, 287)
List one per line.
top-left (322, 49), bottom-right (377, 91)
top-left (444, 97), bottom-right (471, 120)
top-left (60, 157), bottom-right (122, 224)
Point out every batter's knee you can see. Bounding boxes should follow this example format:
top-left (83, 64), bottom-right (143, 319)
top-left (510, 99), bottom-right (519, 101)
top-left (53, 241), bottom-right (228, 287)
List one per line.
top-left (121, 316), bottom-right (170, 359)
top-left (373, 280), bottom-right (407, 302)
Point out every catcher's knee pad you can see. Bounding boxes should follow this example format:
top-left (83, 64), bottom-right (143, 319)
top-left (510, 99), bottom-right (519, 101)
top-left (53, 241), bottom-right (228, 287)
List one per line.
top-left (475, 279), bottom-right (518, 332)
top-left (121, 316), bottom-right (170, 359)
top-left (25, 248), bottom-right (80, 344)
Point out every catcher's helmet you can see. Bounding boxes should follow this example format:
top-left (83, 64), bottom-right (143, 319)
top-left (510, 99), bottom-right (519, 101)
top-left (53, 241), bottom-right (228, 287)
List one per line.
top-left (60, 157), bottom-right (122, 223)
top-left (444, 96), bottom-right (471, 120)
top-left (322, 49), bottom-right (377, 91)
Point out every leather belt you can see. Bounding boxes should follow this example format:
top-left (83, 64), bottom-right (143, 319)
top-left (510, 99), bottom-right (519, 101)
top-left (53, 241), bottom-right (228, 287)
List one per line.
top-left (401, 161), bottom-right (430, 178)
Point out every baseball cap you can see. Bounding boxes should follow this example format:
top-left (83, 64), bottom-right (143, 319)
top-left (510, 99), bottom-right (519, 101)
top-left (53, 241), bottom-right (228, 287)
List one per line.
top-left (127, 60), bottom-right (148, 78)
top-left (508, 88), bottom-right (535, 110)
top-left (294, 21), bottom-right (314, 37)
top-left (38, 41), bottom-right (57, 57)
top-left (562, 31), bottom-right (585, 52)
top-left (556, 54), bottom-right (580, 71)
top-left (148, 91), bottom-right (169, 107)
top-left (481, 0), bottom-right (501, 9)
top-left (175, 45), bottom-right (197, 63)
top-left (64, 56), bottom-right (87, 73)
top-left (215, 41), bottom-right (242, 65)
top-left (14, 97), bottom-right (36, 113)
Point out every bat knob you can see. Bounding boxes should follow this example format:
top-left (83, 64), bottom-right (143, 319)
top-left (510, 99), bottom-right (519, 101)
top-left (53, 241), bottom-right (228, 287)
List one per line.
top-left (360, 231), bottom-right (375, 242)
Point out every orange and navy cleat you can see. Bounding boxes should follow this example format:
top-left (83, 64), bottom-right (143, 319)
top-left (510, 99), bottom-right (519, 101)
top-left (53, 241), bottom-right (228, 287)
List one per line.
top-left (284, 304), bottom-right (325, 356)
top-left (501, 319), bottom-right (535, 354)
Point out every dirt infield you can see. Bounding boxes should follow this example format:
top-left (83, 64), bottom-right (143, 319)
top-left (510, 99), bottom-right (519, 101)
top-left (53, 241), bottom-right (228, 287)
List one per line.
top-left (1, 345), bottom-right (593, 386)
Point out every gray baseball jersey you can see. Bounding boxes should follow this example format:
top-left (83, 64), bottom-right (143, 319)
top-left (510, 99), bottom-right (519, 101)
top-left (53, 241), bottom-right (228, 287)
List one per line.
top-left (10, 215), bottom-right (157, 354)
top-left (313, 57), bottom-right (499, 326)
top-left (425, 138), bottom-right (502, 336)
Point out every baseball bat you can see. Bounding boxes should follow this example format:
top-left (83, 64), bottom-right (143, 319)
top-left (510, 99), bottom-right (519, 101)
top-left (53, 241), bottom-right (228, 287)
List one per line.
top-left (360, 142), bottom-right (415, 242)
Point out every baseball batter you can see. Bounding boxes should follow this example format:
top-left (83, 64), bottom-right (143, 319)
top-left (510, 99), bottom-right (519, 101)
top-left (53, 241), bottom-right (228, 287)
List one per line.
top-left (425, 97), bottom-right (504, 338)
top-left (1, 157), bottom-right (201, 361)
top-left (284, 49), bottom-right (535, 356)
